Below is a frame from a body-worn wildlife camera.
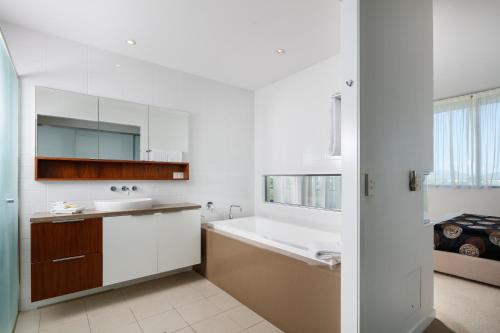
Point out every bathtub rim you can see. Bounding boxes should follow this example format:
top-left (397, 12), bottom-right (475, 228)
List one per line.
top-left (202, 223), bottom-right (341, 270)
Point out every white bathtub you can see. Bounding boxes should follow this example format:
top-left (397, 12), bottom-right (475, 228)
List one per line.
top-left (205, 216), bottom-right (341, 265)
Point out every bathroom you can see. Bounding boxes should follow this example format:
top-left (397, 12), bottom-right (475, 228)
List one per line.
top-left (0, 1), bottom-right (440, 333)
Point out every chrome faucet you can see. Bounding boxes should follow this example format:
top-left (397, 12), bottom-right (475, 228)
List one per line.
top-left (228, 204), bottom-right (242, 219)
top-left (121, 185), bottom-right (138, 195)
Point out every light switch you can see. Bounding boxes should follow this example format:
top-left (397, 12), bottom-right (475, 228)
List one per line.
top-left (365, 174), bottom-right (375, 196)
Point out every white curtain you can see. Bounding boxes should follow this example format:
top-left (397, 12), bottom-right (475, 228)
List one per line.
top-left (478, 92), bottom-right (500, 186)
top-left (430, 89), bottom-right (500, 187)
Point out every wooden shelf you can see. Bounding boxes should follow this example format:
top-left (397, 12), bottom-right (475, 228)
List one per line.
top-left (35, 157), bottom-right (189, 181)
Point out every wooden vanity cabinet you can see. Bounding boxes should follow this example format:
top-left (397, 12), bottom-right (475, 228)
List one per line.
top-left (30, 218), bottom-right (103, 301)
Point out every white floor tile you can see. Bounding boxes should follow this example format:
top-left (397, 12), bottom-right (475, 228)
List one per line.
top-left (177, 299), bottom-right (222, 325)
top-left (39, 320), bottom-right (90, 333)
top-left (247, 321), bottom-right (283, 333)
top-left (87, 305), bottom-right (136, 333)
top-left (191, 313), bottom-right (242, 333)
top-left (138, 309), bottom-right (188, 333)
top-left (173, 327), bottom-right (196, 333)
top-left (188, 279), bottom-right (223, 298)
top-left (207, 292), bottom-right (240, 312)
top-left (102, 322), bottom-right (143, 333)
top-left (165, 285), bottom-right (205, 308)
top-left (126, 289), bottom-right (173, 320)
top-left (14, 309), bottom-right (40, 333)
top-left (224, 305), bottom-right (263, 329)
top-left (39, 299), bottom-right (87, 331)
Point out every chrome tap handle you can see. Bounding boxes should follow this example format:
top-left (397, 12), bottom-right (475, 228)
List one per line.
top-left (228, 204), bottom-right (242, 219)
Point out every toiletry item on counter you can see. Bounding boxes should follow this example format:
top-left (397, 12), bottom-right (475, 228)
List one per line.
top-left (149, 149), bottom-right (184, 162)
top-left (201, 201), bottom-right (218, 222)
top-left (50, 201), bottom-right (84, 214)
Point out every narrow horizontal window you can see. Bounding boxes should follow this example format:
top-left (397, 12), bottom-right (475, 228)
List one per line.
top-left (264, 175), bottom-right (341, 211)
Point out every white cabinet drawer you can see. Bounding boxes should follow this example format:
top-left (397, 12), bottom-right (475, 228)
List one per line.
top-left (103, 215), bottom-right (157, 286)
top-left (157, 210), bottom-right (201, 273)
top-left (103, 209), bottom-right (201, 286)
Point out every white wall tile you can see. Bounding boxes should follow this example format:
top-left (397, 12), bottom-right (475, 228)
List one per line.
top-left (88, 48), bottom-right (123, 99)
top-left (254, 56), bottom-right (341, 231)
top-left (151, 66), bottom-right (182, 108)
top-left (46, 182), bottom-right (91, 203)
top-left (119, 57), bottom-right (154, 104)
top-left (43, 36), bottom-right (88, 93)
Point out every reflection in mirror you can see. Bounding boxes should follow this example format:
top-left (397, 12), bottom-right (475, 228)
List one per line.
top-left (37, 115), bottom-right (141, 160)
top-left (265, 175), bottom-right (341, 211)
top-left (37, 115), bottom-right (99, 159)
top-left (98, 98), bottom-right (148, 161)
top-left (148, 106), bottom-right (188, 162)
top-left (98, 122), bottom-right (141, 160)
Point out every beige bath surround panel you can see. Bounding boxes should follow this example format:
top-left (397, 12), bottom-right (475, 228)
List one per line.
top-left (199, 227), bottom-right (341, 333)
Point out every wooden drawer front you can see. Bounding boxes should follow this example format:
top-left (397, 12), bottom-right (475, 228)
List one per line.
top-left (31, 253), bottom-right (102, 301)
top-left (31, 218), bottom-right (102, 263)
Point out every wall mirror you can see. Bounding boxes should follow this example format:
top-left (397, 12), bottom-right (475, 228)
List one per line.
top-left (35, 86), bottom-right (189, 163)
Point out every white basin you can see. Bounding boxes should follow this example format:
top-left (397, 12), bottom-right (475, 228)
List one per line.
top-left (94, 198), bottom-right (153, 212)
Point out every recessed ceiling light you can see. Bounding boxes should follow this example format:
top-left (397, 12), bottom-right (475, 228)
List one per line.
top-left (126, 39), bottom-right (137, 46)
top-left (115, 64), bottom-right (121, 68)
top-left (276, 48), bottom-right (286, 55)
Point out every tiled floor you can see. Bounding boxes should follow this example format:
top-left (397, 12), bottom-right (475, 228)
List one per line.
top-left (14, 271), bottom-right (283, 333)
top-left (16, 271), bottom-right (499, 333)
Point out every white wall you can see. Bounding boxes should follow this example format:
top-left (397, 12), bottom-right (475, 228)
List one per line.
top-left (428, 187), bottom-right (500, 220)
top-left (254, 56), bottom-right (342, 233)
top-left (359, 0), bottom-right (434, 332)
top-left (1, 21), bottom-right (255, 310)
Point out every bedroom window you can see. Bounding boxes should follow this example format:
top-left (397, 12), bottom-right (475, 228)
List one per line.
top-left (429, 88), bottom-right (500, 187)
top-left (264, 175), bottom-right (341, 211)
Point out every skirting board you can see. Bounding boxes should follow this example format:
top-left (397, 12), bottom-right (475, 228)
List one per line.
top-left (433, 250), bottom-right (500, 287)
top-left (20, 266), bottom-right (192, 311)
top-left (408, 309), bottom-right (436, 333)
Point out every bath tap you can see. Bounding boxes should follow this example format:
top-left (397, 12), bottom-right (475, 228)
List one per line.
top-left (228, 204), bottom-right (242, 219)
top-left (122, 186), bottom-right (130, 195)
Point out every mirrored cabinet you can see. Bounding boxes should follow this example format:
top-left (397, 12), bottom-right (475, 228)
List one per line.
top-left (35, 87), bottom-right (190, 181)
top-left (148, 106), bottom-right (188, 161)
top-left (98, 98), bottom-right (148, 161)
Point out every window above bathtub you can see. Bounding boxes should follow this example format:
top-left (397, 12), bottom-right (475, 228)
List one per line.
top-left (264, 175), bottom-right (341, 211)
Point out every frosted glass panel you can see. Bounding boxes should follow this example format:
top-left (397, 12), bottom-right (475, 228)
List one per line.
top-left (0, 34), bottom-right (19, 333)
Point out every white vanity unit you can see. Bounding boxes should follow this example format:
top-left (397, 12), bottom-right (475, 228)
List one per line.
top-left (29, 203), bottom-right (201, 301)
top-left (103, 209), bottom-right (201, 285)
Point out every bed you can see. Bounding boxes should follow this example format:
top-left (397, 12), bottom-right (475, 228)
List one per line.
top-left (433, 213), bottom-right (500, 286)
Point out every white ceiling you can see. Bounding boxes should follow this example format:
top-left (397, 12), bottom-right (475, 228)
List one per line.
top-left (0, 0), bottom-right (340, 90)
top-left (434, 0), bottom-right (500, 99)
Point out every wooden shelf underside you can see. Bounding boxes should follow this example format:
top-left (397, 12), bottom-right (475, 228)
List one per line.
top-left (35, 157), bottom-right (189, 181)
